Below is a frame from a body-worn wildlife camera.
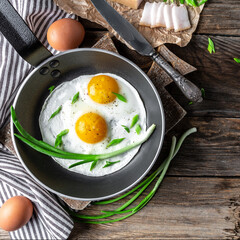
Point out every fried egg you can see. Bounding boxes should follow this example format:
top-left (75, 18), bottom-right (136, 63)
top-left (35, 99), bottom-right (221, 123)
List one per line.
top-left (39, 73), bottom-right (146, 177)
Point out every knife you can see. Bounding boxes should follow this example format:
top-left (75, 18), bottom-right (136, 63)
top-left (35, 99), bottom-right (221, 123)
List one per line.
top-left (90, 0), bottom-right (202, 102)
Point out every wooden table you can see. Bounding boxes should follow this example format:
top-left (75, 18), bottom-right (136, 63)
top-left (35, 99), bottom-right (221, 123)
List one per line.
top-left (1, 1), bottom-right (240, 239)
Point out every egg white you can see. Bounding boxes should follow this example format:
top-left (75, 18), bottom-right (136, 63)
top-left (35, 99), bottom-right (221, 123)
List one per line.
top-left (39, 73), bottom-right (146, 177)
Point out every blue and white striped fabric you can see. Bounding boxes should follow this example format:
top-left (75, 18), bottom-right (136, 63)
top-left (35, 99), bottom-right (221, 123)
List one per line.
top-left (0, 0), bottom-right (76, 239)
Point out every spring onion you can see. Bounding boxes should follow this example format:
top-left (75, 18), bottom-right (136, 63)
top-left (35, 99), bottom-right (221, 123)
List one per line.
top-left (112, 92), bottom-right (127, 103)
top-left (130, 115), bottom-right (139, 128)
top-left (55, 129), bottom-right (69, 147)
top-left (65, 127), bottom-right (197, 224)
top-left (234, 58), bottom-right (240, 63)
top-left (49, 106), bottom-right (62, 120)
top-left (48, 86), bottom-right (55, 93)
top-left (135, 124), bottom-right (141, 135)
top-left (106, 138), bottom-right (125, 149)
top-left (208, 38), bottom-right (215, 54)
top-left (103, 160), bottom-right (120, 168)
top-left (72, 92), bottom-right (79, 104)
top-left (121, 125), bottom-right (130, 133)
top-left (11, 106), bottom-right (155, 166)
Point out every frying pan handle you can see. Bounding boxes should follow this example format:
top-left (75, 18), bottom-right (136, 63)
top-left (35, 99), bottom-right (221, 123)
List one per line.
top-left (0, 0), bottom-right (52, 67)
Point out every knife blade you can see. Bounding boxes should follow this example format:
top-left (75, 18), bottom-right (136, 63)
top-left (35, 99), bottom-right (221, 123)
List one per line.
top-left (90, 0), bottom-right (202, 102)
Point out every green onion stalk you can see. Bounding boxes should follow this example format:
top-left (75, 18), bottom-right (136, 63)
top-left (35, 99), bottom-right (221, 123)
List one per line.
top-left (65, 127), bottom-right (197, 224)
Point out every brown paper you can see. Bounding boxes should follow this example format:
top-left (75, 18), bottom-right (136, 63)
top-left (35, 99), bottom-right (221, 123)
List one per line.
top-left (54, 0), bottom-right (204, 48)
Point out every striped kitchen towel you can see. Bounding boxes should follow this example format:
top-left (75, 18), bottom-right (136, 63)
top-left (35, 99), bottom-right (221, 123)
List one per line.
top-left (0, 0), bottom-right (77, 239)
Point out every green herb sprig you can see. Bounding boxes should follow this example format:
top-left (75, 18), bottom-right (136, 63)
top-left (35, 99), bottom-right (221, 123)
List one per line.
top-left (135, 124), bottom-right (141, 135)
top-left (121, 125), bottom-right (130, 133)
top-left (72, 92), bottom-right (79, 104)
top-left (49, 106), bottom-right (62, 120)
top-left (66, 127), bottom-right (197, 224)
top-left (112, 92), bottom-right (127, 103)
top-left (55, 129), bottom-right (69, 147)
top-left (208, 38), bottom-right (215, 54)
top-left (130, 115), bottom-right (139, 128)
top-left (11, 106), bottom-right (155, 169)
top-left (234, 58), bottom-right (240, 63)
top-left (103, 160), bottom-right (120, 168)
top-left (174, 0), bottom-right (207, 6)
top-left (106, 138), bottom-right (125, 149)
top-left (48, 86), bottom-right (55, 93)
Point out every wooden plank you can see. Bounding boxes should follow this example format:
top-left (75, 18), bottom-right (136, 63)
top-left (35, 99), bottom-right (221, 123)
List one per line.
top-left (69, 177), bottom-right (240, 239)
top-left (166, 35), bottom-right (240, 117)
top-left (163, 117), bottom-right (240, 177)
top-left (196, 0), bottom-right (240, 35)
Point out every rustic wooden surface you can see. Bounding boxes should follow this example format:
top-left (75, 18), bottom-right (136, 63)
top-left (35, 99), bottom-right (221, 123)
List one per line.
top-left (1, 1), bottom-right (240, 239)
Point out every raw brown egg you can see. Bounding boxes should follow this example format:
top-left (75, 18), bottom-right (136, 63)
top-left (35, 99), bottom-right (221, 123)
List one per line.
top-left (47, 18), bottom-right (85, 51)
top-left (0, 196), bottom-right (33, 231)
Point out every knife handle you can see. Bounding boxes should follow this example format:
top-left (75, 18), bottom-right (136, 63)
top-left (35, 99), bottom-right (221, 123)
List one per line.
top-left (151, 51), bottom-right (203, 102)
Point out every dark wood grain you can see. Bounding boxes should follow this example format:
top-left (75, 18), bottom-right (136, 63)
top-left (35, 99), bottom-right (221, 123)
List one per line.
top-left (166, 35), bottom-right (240, 118)
top-left (196, 0), bottom-right (240, 36)
top-left (162, 117), bottom-right (240, 177)
top-left (69, 177), bottom-right (240, 239)
top-left (1, 0), bottom-right (240, 239)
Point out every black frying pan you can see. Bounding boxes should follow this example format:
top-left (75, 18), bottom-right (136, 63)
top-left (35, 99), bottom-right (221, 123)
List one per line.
top-left (0, 0), bottom-right (165, 201)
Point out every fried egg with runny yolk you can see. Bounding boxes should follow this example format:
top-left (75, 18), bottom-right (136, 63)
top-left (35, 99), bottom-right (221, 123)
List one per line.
top-left (88, 75), bottom-right (119, 104)
top-left (39, 73), bottom-right (146, 177)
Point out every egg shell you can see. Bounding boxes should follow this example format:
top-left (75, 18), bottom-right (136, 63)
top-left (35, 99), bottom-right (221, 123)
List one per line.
top-left (47, 18), bottom-right (85, 51)
top-left (0, 196), bottom-right (33, 231)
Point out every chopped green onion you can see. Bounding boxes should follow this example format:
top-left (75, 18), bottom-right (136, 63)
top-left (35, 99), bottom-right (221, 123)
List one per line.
top-left (48, 85), bottom-right (55, 93)
top-left (55, 129), bottom-right (69, 147)
top-left (135, 124), bottom-right (141, 135)
top-left (49, 106), bottom-right (62, 120)
top-left (121, 125), bottom-right (130, 133)
top-left (103, 160), bottom-right (120, 168)
top-left (201, 88), bottom-right (205, 98)
top-left (72, 92), bottom-right (79, 104)
top-left (90, 160), bottom-right (98, 171)
top-left (130, 115), bottom-right (139, 128)
top-left (112, 92), bottom-right (127, 103)
top-left (208, 37), bottom-right (215, 54)
top-left (66, 128), bottom-right (197, 224)
top-left (198, 0), bottom-right (208, 5)
top-left (234, 58), bottom-right (240, 63)
top-left (106, 138), bottom-right (125, 149)
top-left (11, 106), bottom-right (156, 167)
top-left (188, 101), bottom-right (193, 105)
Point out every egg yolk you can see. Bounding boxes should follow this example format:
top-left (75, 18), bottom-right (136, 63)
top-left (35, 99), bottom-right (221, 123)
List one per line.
top-left (75, 112), bottom-right (107, 144)
top-left (88, 75), bottom-right (119, 104)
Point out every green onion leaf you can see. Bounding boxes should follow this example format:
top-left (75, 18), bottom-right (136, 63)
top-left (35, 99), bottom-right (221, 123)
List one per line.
top-left (188, 101), bottom-right (193, 105)
top-left (201, 88), bottom-right (205, 98)
top-left (234, 58), bottom-right (240, 63)
top-left (198, 0), bottom-right (208, 5)
top-left (135, 124), bottom-right (142, 135)
top-left (90, 160), bottom-right (98, 171)
top-left (11, 105), bottom-right (156, 168)
top-left (55, 129), bottom-right (69, 147)
top-left (106, 138), bottom-right (125, 149)
top-left (208, 38), bottom-right (215, 54)
top-left (112, 92), bottom-right (127, 103)
top-left (130, 115), bottom-right (139, 128)
top-left (72, 92), bottom-right (79, 104)
top-left (48, 85), bottom-right (55, 93)
top-left (103, 160), bottom-right (120, 168)
top-left (49, 106), bottom-right (62, 120)
top-left (121, 125), bottom-right (130, 133)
